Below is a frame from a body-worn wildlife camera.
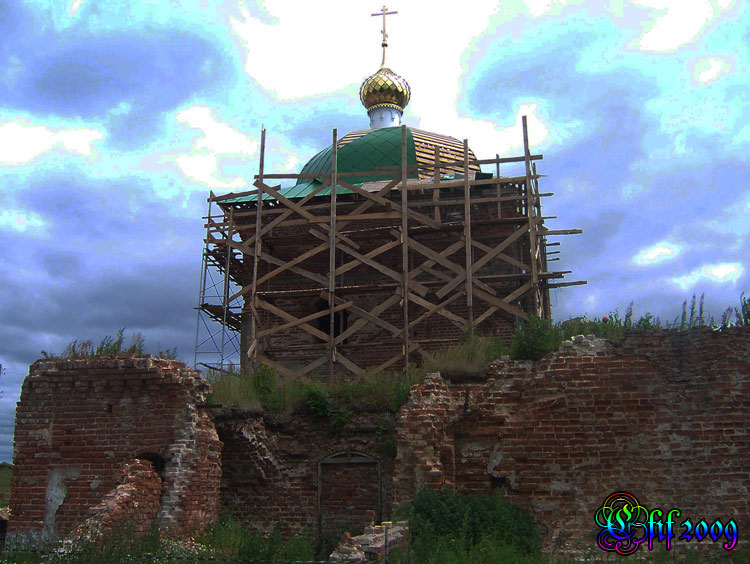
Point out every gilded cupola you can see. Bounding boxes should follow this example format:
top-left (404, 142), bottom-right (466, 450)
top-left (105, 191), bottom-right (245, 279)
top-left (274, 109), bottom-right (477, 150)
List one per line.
top-left (361, 6), bottom-right (411, 129)
top-left (359, 67), bottom-right (411, 114)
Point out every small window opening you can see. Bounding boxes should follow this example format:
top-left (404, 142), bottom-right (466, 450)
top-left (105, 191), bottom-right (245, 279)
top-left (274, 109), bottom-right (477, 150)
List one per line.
top-left (314, 298), bottom-right (348, 344)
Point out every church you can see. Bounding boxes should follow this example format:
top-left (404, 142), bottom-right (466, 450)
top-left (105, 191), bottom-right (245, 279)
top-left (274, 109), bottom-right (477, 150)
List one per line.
top-left (198, 7), bottom-right (582, 378)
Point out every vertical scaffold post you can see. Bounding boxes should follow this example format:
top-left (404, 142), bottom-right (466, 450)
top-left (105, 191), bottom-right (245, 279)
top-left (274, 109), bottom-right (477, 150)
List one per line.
top-left (328, 129), bottom-right (338, 379)
top-left (522, 116), bottom-right (541, 317)
top-left (495, 154), bottom-right (501, 219)
top-left (400, 125), bottom-right (410, 372)
top-left (463, 139), bottom-right (474, 333)
top-left (193, 194), bottom-right (213, 368)
top-left (249, 127), bottom-right (266, 366)
top-left (432, 145), bottom-right (441, 224)
top-left (220, 206), bottom-right (234, 369)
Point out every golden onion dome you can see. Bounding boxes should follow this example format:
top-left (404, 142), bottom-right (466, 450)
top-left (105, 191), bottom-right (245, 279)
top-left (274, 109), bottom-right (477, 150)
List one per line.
top-left (359, 66), bottom-right (411, 113)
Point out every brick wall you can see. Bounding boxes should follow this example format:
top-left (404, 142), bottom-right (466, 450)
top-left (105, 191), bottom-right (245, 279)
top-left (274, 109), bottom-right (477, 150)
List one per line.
top-left (215, 410), bottom-right (395, 541)
top-left (7, 357), bottom-right (222, 545)
top-left (242, 190), bottom-right (530, 376)
top-left (393, 327), bottom-right (750, 558)
top-left (66, 459), bottom-right (162, 544)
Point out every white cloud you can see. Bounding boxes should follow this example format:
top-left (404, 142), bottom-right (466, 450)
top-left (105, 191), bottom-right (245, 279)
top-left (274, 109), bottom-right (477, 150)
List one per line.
top-left (0, 209), bottom-right (46, 234)
top-left (0, 120), bottom-right (103, 165)
top-left (694, 57), bottom-right (728, 83)
top-left (172, 106), bottom-right (258, 188)
top-left (632, 0), bottom-right (721, 52)
top-left (632, 240), bottom-right (683, 265)
top-left (176, 106), bottom-right (258, 156)
top-left (69, 0), bottom-right (85, 15)
top-left (524, 0), bottom-right (571, 17)
top-left (174, 153), bottom-right (244, 190)
top-left (670, 262), bottom-right (744, 290)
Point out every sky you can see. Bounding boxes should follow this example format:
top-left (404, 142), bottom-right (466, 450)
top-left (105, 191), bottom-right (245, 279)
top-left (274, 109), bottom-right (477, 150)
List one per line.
top-left (0, 0), bottom-right (748, 463)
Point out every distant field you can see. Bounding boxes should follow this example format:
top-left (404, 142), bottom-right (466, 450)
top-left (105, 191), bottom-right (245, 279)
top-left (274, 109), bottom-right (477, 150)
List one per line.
top-left (0, 462), bottom-right (11, 506)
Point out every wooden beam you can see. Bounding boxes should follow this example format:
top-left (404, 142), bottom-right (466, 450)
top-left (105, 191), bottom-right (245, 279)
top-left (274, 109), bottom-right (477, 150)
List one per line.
top-left (433, 145), bottom-right (441, 224)
top-left (337, 180), bottom-right (441, 230)
top-left (463, 138), bottom-right (474, 333)
top-left (332, 293), bottom-right (402, 345)
top-left (256, 242), bottom-right (329, 286)
top-left (336, 241), bottom-right (429, 296)
top-left (257, 354), bottom-right (296, 378)
top-left (335, 238), bottom-right (400, 277)
top-left (336, 352), bottom-right (364, 377)
top-left (472, 287), bottom-right (529, 320)
top-left (471, 239), bottom-right (528, 273)
top-left (408, 293), bottom-right (461, 329)
top-left (522, 115), bottom-right (540, 317)
top-left (401, 125), bottom-right (411, 372)
top-left (547, 281), bottom-right (588, 288)
top-left (407, 291), bottom-right (467, 330)
top-left (248, 127), bottom-right (266, 364)
top-left (256, 301), bottom-right (352, 338)
top-left (257, 298), bottom-right (329, 343)
top-left (329, 128), bottom-right (338, 378)
top-left (371, 343), bottom-right (421, 374)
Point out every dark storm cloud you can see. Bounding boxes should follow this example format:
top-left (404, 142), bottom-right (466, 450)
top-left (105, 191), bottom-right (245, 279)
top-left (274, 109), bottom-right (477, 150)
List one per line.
top-left (1, 172), bottom-right (207, 366)
top-left (0, 174), bottom-right (209, 463)
top-left (0, 5), bottom-right (232, 149)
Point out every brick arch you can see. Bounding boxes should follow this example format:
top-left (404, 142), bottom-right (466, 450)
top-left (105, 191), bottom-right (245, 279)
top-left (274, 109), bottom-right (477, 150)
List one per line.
top-left (317, 451), bottom-right (381, 539)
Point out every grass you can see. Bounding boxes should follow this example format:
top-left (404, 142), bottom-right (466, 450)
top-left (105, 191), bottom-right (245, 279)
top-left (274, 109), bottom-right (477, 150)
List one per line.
top-left (0, 515), bottom-right (325, 563)
top-left (387, 486), bottom-right (750, 563)
top-left (207, 292), bottom-right (750, 411)
top-left (205, 362), bottom-right (425, 420)
top-left (40, 328), bottom-right (177, 360)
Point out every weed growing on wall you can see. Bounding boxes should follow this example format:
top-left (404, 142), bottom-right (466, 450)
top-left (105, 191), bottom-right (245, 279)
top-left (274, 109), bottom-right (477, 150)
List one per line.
top-left (39, 328), bottom-right (177, 360)
top-left (392, 488), bottom-right (541, 563)
top-left (512, 315), bottom-right (562, 361)
top-left (422, 334), bottom-right (507, 375)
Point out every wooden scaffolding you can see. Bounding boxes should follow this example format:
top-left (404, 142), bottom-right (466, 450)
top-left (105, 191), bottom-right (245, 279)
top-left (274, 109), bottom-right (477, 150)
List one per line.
top-left (199, 118), bottom-right (584, 377)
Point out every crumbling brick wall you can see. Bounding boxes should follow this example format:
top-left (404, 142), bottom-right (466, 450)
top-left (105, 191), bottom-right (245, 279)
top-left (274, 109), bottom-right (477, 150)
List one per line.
top-left (67, 459), bottom-right (162, 544)
top-left (393, 327), bottom-right (750, 557)
top-left (215, 411), bottom-right (395, 540)
top-left (7, 357), bottom-right (222, 545)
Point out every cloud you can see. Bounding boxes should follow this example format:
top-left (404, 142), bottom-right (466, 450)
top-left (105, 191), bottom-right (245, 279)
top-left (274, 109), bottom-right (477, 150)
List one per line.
top-left (670, 262), bottom-right (744, 290)
top-left (702, 189), bottom-right (750, 244)
top-left (0, 209), bottom-right (46, 234)
top-left (172, 105), bottom-right (258, 188)
top-left (632, 0), bottom-right (720, 52)
top-left (0, 21), bottom-right (231, 149)
top-left (0, 119), bottom-right (103, 165)
top-left (694, 57), bottom-right (729, 83)
top-left (176, 106), bottom-right (258, 156)
top-left (632, 240), bottom-right (683, 265)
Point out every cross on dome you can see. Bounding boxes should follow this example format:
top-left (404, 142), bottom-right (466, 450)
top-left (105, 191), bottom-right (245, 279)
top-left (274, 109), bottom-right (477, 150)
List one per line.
top-left (361, 5), bottom-right (410, 128)
top-left (371, 5), bottom-right (397, 67)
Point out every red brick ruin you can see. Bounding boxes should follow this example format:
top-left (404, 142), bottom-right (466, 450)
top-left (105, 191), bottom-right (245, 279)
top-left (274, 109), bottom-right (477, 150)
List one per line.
top-left (7, 357), bottom-right (222, 545)
top-left (7, 326), bottom-right (750, 558)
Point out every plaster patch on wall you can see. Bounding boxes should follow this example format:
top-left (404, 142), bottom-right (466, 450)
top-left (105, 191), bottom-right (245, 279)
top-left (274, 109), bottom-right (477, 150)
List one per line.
top-left (43, 466), bottom-right (81, 542)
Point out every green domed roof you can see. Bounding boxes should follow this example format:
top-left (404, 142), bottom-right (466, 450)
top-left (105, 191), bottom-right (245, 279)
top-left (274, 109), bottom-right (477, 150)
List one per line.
top-left (229, 126), bottom-right (480, 203)
top-left (286, 126), bottom-right (418, 198)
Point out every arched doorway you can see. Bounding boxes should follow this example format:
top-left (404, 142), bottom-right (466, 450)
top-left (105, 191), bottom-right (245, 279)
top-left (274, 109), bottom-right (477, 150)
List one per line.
top-left (317, 452), bottom-right (380, 538)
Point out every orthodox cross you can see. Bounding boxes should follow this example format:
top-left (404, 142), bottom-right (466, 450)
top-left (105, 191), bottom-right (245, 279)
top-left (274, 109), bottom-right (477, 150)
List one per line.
top-left (371, 5), bottom-right (397, 67)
